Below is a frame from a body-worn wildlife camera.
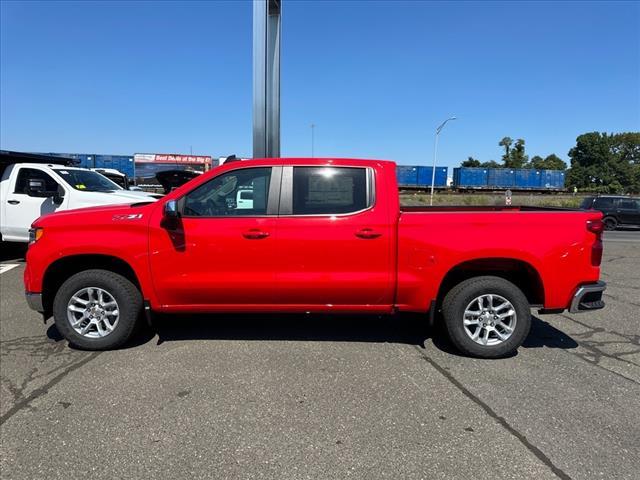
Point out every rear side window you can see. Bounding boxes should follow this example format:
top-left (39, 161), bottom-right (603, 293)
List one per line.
top-left (14, 168), bottom-right (59, 194)
top-left (593, 197), bottom-right (616, 209)
top-left (618, 199), bottom-right (640, 210)
top-left (292, 167), bottom-right (369, 215)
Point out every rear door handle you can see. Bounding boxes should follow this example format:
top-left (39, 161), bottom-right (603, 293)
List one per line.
top-left (8, 200), bottom-right (20, 205)
top-left (355, 228), bottom-right (382, 239)
top-left (242, 229), bottom-right (270, 240)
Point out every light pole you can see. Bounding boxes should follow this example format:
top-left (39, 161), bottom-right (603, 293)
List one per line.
top-left (430, 116), bottom-right (456, 206)
top-left (311, 123), bottom-right (315, 157)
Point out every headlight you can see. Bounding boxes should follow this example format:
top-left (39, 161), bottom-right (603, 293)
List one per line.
top-left (28, 228), bottom-right (44, 244)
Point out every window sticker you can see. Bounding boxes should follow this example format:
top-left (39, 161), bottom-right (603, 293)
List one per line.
top-left (76, 184), bottom-right (87, 190)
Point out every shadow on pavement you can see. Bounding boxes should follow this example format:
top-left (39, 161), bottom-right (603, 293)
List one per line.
top-left (0, 242), bottom-right (27, 262)
top-left (45, 313), bottom-right (578, 356)
top-left (523, 316), bottom-right (578, 349)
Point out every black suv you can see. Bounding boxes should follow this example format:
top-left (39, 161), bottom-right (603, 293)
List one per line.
top-left (580, 195), bottom-right (640, 230)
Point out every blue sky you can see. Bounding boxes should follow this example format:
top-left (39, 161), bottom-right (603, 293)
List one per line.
top-left (1, 0), bottom-right (638, 167)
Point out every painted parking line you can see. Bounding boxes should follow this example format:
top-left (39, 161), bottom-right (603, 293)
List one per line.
top-left (0, 264), bottom-right (20, 275)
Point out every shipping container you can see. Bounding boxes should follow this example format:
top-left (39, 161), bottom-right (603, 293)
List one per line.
top-left (541, 169), bottom-right (565, 190)
top-left (487, 168), bottom-right (515, 188)
top-left (453, 167), bottom-right (489, 188)
top-left (417, 166), bottom-right (448, 187)
top-left (515, 169), bottom-right (542, 189)
top-left (396, 166), bottom-right (419, 186)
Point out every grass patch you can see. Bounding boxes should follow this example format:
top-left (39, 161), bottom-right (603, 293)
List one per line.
top-left (400, 192), bottom-right (585, 208)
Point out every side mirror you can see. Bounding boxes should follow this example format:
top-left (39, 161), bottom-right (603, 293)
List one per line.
top-left (53, 184), bottom-right (65, 205)
top-left (164, 199), bottom-right (179, 218)
top-left (26, 178), bottom-right (46, 197)
top-left (162, 199), bottom-right (181, 230)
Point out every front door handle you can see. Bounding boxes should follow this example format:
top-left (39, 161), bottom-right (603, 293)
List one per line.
top-left (8, 200), bottom-right (20, 205)
top-left (355, 228), bottom-right (382, 239)
top-left (242, 229), bottom-right (270, 240)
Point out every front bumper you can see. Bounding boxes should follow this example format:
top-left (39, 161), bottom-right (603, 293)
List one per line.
top-left (25, 292), bottom-right (44, 313)
top-left (569, 281), bottom-right (606, 313)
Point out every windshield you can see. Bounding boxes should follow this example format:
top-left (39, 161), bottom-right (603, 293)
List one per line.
top-left (53, 169), bottom-right (123, 192)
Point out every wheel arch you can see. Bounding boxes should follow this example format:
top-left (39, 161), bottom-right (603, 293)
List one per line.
top-left (42, 254), bottom-right (141, 316)
top-left (436, 257), bottom-right (545, 307)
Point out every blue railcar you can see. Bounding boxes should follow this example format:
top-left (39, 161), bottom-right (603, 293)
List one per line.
top-left (515, 169), bottom-right (542, 189)
top-left (417, 166), bottom-right (448, 187)
top-left (453, 167), bottom-right (489, 188)
top-left (487, 168), bottom-right (515, 188)
top-left (93, 155), bottom-right (135, 178)
top-left (541, 169), bottom-right (565, 190)
top-left (396, 166), bottom-right (419, 186)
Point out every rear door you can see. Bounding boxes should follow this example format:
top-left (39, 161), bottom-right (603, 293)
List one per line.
top-left (617, 198), bottom-right (640, 225)
top-left (273, 165), bottom-right (394, 309)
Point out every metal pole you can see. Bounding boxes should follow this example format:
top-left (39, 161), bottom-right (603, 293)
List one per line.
top-left (430, 133), bottom-right (439, 206)
top-left (430, 116), bottom-right (457, 206)
top-left (253, 0), bottom-right (281, 158)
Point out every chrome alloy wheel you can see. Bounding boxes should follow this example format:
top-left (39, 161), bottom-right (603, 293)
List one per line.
top-left (463, 294), bottom-right (517, 346)
top-left (66, 287), bottom-right (120, 338)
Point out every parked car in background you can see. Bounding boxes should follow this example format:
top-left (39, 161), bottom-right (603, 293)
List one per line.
top-left (1, 163), bottom-right (157, 243)
top-left (580, 195), bottom-right (640, 230)
top-left (25, 158), bottom-right (605, 358)
top-left (91, 168), bottom-right (163, 199)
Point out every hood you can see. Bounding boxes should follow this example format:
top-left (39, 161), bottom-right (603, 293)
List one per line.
top-left (33, 201), bottom-right (156, 228)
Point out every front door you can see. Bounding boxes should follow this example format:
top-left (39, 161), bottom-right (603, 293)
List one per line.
top-left (3, 167), bottom-right (67, 242)
top-left (148, 166), bottom-right (280, 309)
top-left (273, 166), bottom-right (394, 309)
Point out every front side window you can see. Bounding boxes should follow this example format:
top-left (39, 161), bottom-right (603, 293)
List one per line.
top-left (53, 169), bottom-right (122, 192)
top-left (183, 167), bottom-right (271, 217)
top-left (579, 197), bottom-right (594, 209)
top-left (292, 167), bottom-right (368, 215)
top-left (14, 168), bottom-right (59, 194)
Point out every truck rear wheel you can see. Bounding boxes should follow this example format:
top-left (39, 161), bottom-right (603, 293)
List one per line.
top-left (52, 269), bottom-right (142, 350)
top-left (441, 276), bottom-right (531, 358)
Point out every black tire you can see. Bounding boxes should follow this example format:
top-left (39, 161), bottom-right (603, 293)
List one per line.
top-left (602, 216), bottom-right (618, 231)
top-left (441, 276), bottom-right (531, 358)
top-left (53, 269), bottom-right (142, 350)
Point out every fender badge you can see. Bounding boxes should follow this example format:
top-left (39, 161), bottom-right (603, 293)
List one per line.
top-left (112, 213), bottom-right (144, 221)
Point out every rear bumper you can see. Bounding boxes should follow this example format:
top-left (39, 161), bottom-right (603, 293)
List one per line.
top-left (569, 281), bottom-right (606, 313)
top-left (25, 292), bottom-right (44, 313)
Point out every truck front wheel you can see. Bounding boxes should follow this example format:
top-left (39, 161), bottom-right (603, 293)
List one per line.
top-left (441, 276), bottom-right (531, 358)
top-left (52, 269), bottom-right (142, 350)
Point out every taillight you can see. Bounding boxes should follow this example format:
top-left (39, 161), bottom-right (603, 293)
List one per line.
top-left (587, 219), bottom-right (604, 234)
top-left (587, 219), bottom-right (603, 266)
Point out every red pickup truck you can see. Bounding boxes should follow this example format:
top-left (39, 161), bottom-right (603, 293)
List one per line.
top-left (24, 158), bottom-right (606, 357)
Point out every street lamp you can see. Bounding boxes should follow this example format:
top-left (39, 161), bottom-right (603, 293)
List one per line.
top-left (430, 116), bottom-right (457, 206)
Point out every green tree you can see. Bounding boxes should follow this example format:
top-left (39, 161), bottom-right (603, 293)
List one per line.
top-left (566, 132), bottom-right (640, 193)
top-left (461, 156), bottom-right (481, 167)
top-left (542, 154), bottom-right (567, 170)
top-left (530, 155), bottom-right (545, 169)
top-left (530, 154), bottom-right (567, 170)
top-left (480, 160), bottom-right (501, 168)
top-left (505, 138), bottom-right (529, 168)
top-left (499, 137), bottom-right (513, 163)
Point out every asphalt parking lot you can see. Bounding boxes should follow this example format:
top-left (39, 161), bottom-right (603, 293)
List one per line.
top-left (1, 231), bottom-right (639, 480)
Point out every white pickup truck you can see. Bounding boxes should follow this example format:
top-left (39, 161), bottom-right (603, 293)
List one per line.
top-left (1, 162), bottom-right (157, 243)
